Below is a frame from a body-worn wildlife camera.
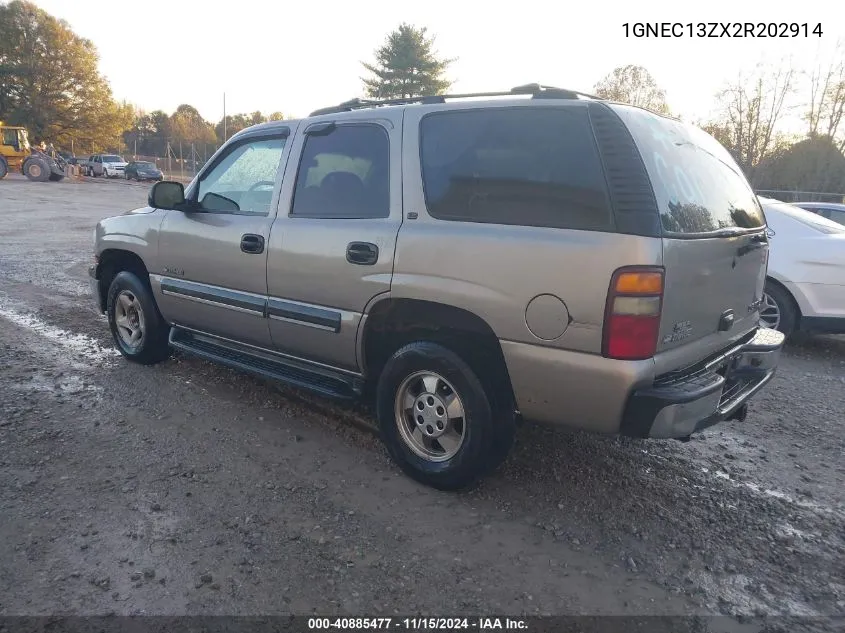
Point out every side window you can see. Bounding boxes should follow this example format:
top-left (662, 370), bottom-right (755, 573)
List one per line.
top-left (828, 209), bottom-right (845, 225)
top-left (2, 129), bottom-right (17, 146)
top-left (197, 136), bottom-right (287, 215)
top-left (291, 124), bottom-right (389, 219)
top-left (419, 107), bottom-right (613, 230)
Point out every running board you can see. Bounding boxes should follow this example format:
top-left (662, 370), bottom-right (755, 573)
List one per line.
top-left (169, 327), bottom-right (362, 400)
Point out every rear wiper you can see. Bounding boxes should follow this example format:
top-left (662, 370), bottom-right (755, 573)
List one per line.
top-left (710, 227), bottom-right (749, 237)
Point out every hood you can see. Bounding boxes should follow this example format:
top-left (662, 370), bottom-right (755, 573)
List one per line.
top-left (121, 206), bottom-right (156, 216)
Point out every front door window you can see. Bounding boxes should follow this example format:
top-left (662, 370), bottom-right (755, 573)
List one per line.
top-left (197, 137), bottom-right (287, 215)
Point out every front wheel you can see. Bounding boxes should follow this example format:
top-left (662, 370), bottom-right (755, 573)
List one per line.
top-left (376, 341), bottom-right (514, 491)
top-left (106, 271), bottom-right (171, 365)
top-left (24, 158), bottom-right (50, 182)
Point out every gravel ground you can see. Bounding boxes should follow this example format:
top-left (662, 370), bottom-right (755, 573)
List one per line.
top-left (0, 174), bottom-right (843, 629)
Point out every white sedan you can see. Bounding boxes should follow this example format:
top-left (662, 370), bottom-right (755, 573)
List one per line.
top-left (758, 197), bottom-right (845, 336)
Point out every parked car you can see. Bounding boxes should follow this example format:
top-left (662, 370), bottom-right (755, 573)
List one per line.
top-left (757, 197), bottom-right (845, 337)
top-left (791, 201), bottom-right (845, 227)
top-left (86, 154), bottom-right (127, 178)
top-left (125, 161), bottom-right (163, 181)
top-left (89, 84), bottom-right (785, 490)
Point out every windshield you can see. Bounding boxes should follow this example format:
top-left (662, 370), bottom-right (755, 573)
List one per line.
top-left (19, 129), bottom-right (30, 150)
top-left (612, 105), bottom-right (766, 235)
top-left (136, 162), bottom-right (155, 169)
top-left (103, 155), bottom-right (123, 162)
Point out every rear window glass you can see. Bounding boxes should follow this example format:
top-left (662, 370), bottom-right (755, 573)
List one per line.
top-left (420, 107), bottom-right (613, 231)
top-left (612, 105), bottom-right (765, 234)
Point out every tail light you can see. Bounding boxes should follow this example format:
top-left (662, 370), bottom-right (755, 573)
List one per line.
top-left (602, 267), bottom-right (665, 360)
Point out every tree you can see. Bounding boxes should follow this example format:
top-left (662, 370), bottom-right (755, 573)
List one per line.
top-left (804, 39), bottom-right (845, 151)
top-left (215, 111), bottom-right (285, 143)
top-left (706, 63), bottom-right (796, 184)
top-left (361, 23), bottom-right (454, 99)
top-left (170, 103), bottom-right (216, 147)
top-left (0, 0), bottom-right (133, 151)
top-left (755, 136), bottom-right (845, 195)
top-left (593, 65), bottom-right (671, 114)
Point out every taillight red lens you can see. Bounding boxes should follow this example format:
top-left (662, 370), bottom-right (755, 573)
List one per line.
top-left (603, 267), bottom-right (665, 361)
top-left (605, 314), bottom-right (662, 359)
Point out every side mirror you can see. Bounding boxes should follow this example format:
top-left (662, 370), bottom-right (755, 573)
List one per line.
top-left (149, 181), bottom-right (185, 210)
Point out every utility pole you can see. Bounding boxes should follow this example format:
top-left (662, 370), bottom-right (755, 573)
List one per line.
top-left (179, 141), bottom-right (184, 181)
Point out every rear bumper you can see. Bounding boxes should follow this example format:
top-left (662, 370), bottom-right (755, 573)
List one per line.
top-left (619, 327), bottom-right (785, 439)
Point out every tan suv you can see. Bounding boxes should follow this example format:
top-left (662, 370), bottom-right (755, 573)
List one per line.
top-left (89, 84), bottom-right (785, 490)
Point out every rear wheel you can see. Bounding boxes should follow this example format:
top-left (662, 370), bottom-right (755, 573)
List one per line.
top-left (23, 158), bottom-right (50, 182)
top-left (376, 341), bottom-right (515, 491)
top-left (760, 280), bottom-right (798, 336)
top-left (106, 271), bottom-right (170, 365)
top-left (0, 158), bottom-right (7, 179)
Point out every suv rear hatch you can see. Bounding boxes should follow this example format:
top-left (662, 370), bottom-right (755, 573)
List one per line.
top-left (611, 105), bottom-right (769, 370)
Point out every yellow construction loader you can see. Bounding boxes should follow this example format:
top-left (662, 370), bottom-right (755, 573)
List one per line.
top-left (0, 122), bottom-right (67, 181)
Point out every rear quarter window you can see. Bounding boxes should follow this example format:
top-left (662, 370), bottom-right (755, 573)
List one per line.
top-left (612, 105), bottom-right (765, 235)
top-left (419, 107), bottom-right (613, 231)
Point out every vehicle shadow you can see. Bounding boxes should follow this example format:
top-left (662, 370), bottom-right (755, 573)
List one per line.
top-left (785, 332), bottom-right (845, 357)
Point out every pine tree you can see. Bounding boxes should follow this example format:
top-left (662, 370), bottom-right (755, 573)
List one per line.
top-left (362, 23), bottom-right (455, 99)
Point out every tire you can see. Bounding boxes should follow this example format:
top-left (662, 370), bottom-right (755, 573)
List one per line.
top-left (106, 271), bottom-right (170, 365)
top-left (23, 158), bottom-right (50, 182)
top-left (761, 280), bottom-right (798, 336)
top-left (376, 341), bottom-right (515, 491)
top-left (0, 158), bottom-right (8, 179)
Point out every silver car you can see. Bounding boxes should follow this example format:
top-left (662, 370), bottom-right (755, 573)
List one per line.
top-left (89, 84), bottom-right (785, 490)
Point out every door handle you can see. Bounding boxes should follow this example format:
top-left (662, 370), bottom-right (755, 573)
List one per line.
top-left (240, 234), bottom-right (265, 254)
top-left (346, 242), bottom-right (378, 265)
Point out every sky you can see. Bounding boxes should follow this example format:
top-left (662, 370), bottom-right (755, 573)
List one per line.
top-left (30, 0), bottom-right (845, 127)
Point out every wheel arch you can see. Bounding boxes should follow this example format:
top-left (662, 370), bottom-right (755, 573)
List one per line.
top-left (95, 249), bottom-right (150, 313)
top-left (359, 297), bottom-right (515, 409)
top-left (765, 275), bottom-right (803, 327)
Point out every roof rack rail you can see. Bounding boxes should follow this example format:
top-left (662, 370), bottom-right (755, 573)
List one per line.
top-left (308, 83), bottom-right (604, 117)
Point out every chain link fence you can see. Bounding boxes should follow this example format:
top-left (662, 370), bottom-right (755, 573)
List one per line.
top-left (67, 142), bottom-right (221, 183)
